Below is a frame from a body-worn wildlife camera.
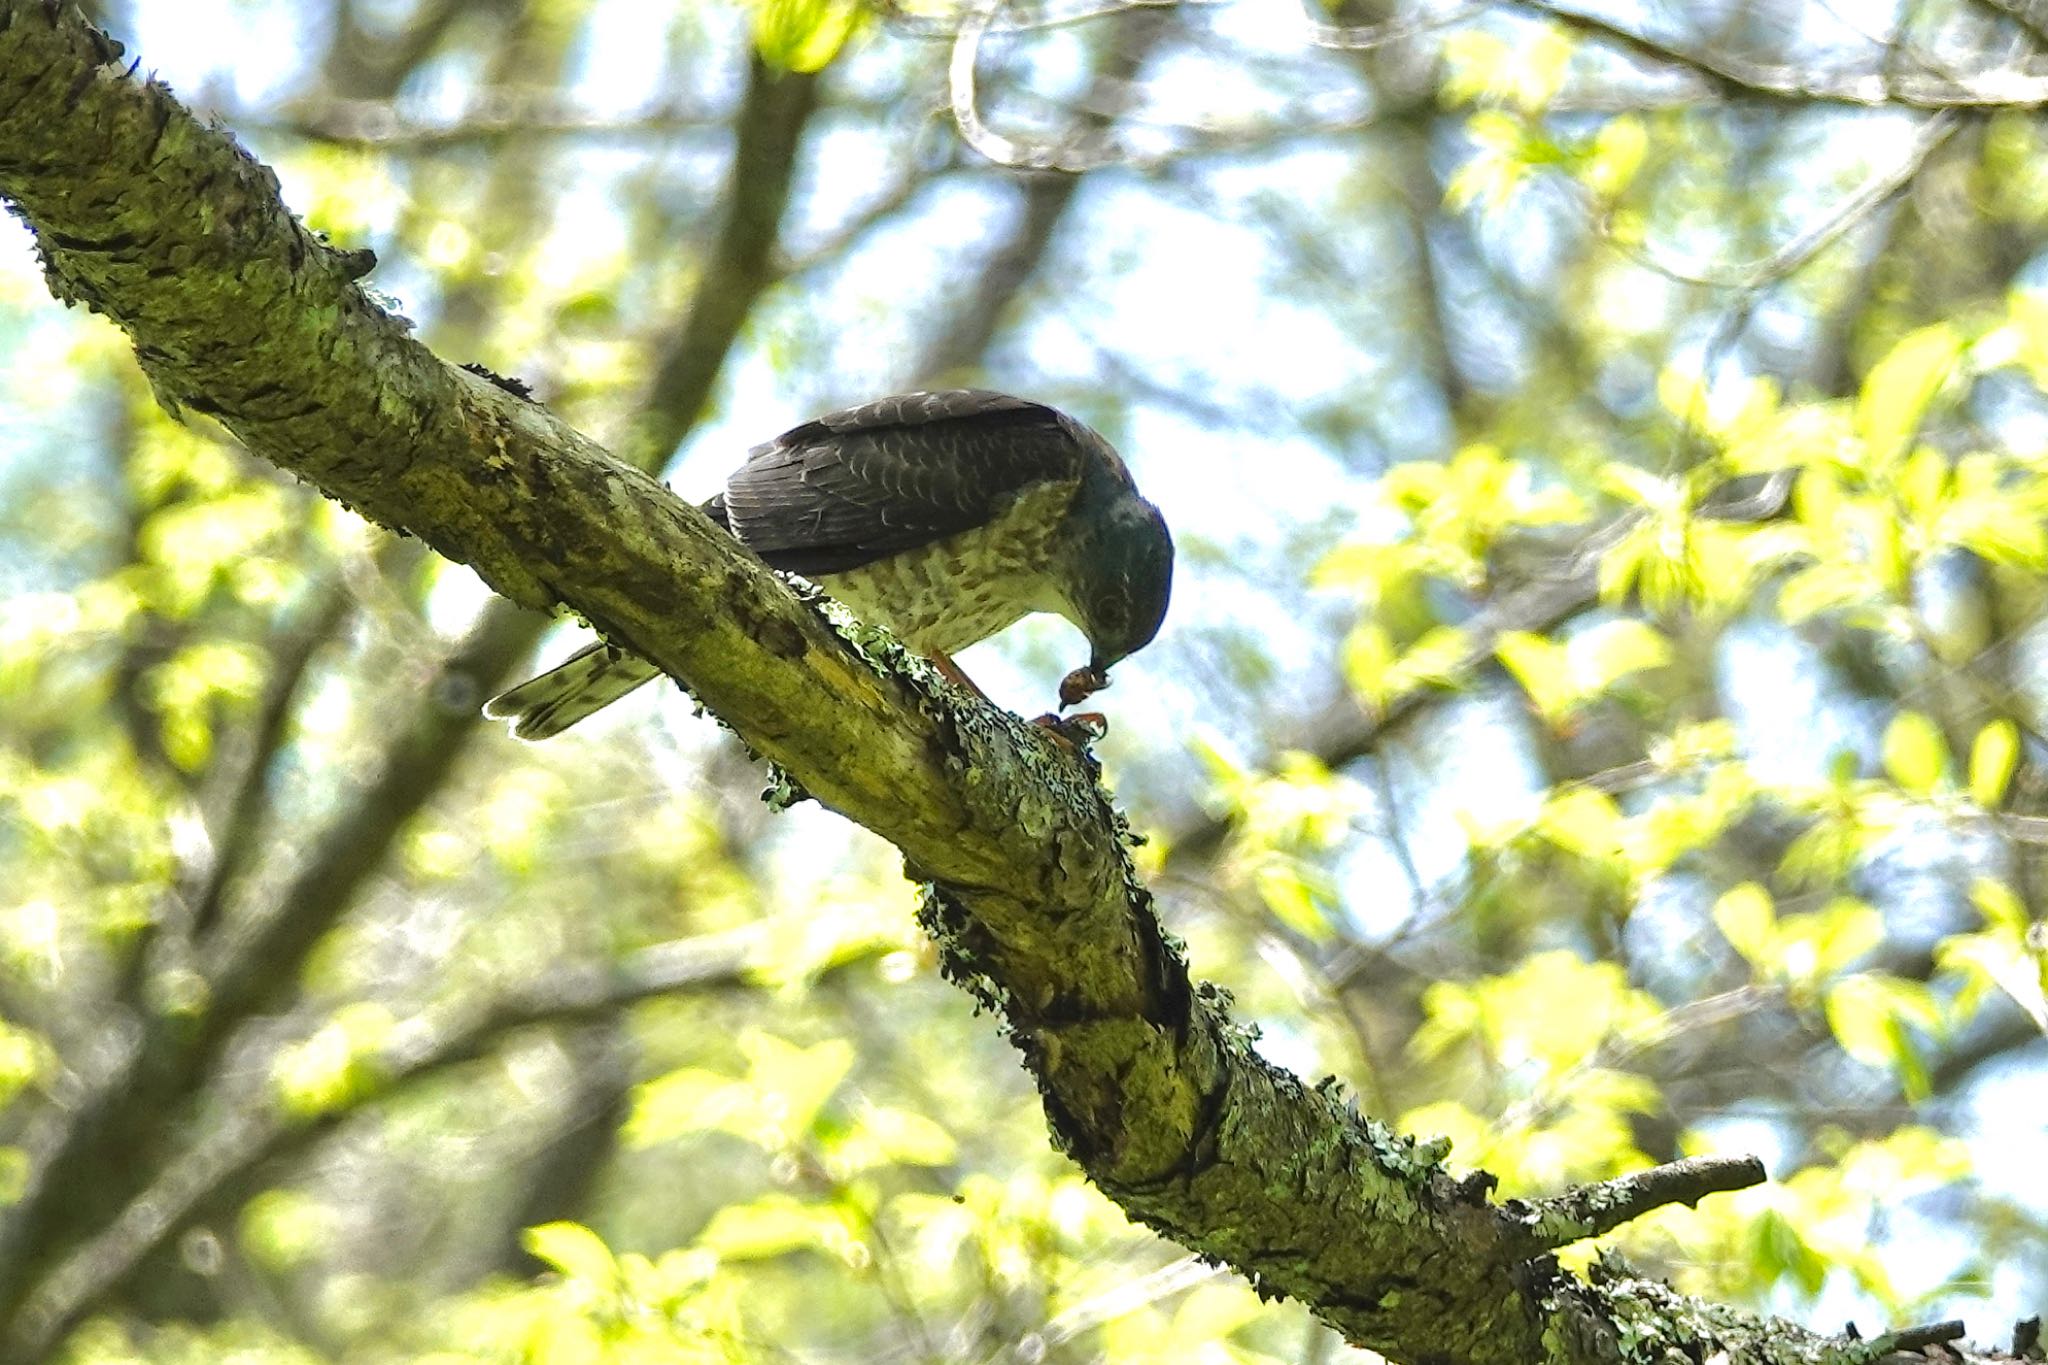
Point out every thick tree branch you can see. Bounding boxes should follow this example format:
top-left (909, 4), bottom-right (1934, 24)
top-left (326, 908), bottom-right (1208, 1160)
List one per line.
top-left (0, 6), bottom-right (2017, 1363)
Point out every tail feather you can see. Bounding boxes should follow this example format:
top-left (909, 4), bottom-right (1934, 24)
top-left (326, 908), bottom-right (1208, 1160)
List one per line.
top-left (485, 642), bottom-right (663, 740)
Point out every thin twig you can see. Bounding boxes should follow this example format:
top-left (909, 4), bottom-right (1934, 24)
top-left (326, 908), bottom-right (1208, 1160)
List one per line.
top-left (1508, 0), bottom-right (2048, 108)
top-left (1605, 111), bottom-right (1961, 291)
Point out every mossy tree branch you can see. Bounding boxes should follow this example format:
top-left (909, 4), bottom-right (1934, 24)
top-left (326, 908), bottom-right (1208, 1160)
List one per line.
top-left (0, 5), bottom-right (2023, 1362)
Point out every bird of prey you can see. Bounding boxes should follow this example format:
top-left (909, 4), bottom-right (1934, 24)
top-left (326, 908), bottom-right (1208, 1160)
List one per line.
top-left (485, 389), bottom-right (1174, 740)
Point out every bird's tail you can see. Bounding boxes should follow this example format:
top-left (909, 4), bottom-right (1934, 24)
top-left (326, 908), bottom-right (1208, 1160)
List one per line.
top-left (484, 642), bottom-right (663, 740)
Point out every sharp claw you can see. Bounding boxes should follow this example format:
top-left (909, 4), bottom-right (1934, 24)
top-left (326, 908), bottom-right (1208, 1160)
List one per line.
top-left (1032, 710), bottom-right (1109, 752)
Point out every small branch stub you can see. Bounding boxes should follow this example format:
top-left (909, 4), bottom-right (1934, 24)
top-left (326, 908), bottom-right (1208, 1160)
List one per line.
top-left (1516, 1154), bottom-right (1768, 1253)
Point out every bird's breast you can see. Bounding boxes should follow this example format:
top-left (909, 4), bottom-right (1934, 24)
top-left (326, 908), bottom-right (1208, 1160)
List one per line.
top-left (816, 480), bottom-right (1078, 655)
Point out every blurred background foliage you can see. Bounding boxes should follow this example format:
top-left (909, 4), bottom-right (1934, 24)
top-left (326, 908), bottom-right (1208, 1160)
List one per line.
top-left (2, 0), bottom-right (2047, 1359)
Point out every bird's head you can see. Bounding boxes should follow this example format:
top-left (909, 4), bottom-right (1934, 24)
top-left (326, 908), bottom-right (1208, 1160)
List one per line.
top-left (1070, 485), bottom-right (1174, 680)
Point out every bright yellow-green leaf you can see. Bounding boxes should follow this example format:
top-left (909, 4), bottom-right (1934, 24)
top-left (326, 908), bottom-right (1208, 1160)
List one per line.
top-left (1254, 859), bottom-right (1333, 941)
top-left (1943, 880), bottom-right (2048, 1035)
top-left (1650, 719), bottom-right (1740, 769)
top-left (1574, 619), bottom-right (1672, 690)
top-left (1598, 461), bottom-right (1679, 509)
top-left (1724, 401), bottom-right (1856, 473)
top-left (1167, 1281), bottom-right (1265, 1347)
top-left (751, 0), bottom-right (862, 71)
top-left (1777, 561), bottom-right (1877, 623)
top-left (1826, 976), bottom-right (1936, 1097)
top-left (1497, 622), bottom-right (1668, 725)
top-left (1537, 787), bottom-right (1625, 862)
top-left (1495, 630), bottom-right (1573, 722)
top-left (522, 1221), bottom-right (618, 1289)
top-left (1940, 493), bottom-right (2048, 570)
top-left (1881, 711), bottom-right (1947, 795)
top-left (1778, 898), bottom-right (1885, 983)
top-left (1580, 116), bottom-right (1646, 198)
top-left (271, 1003), bottom-right (394, 1119)
top-left (742, 1033), bottom-right (856, 1142)
top-left (241, 1189), bottom-right (335, 1274)
top-left (1595, 528), bottom-right (1647, 606)
top-left (1969, 876), bottom-right (2028, 932)
top-left (1857, 323), bottom-right (1964, 467)
top-left (1440, 31), bottom-right (1517, 108)
top-left (1342, 622), bottom-right (1397, 712)
top-left (1448, 111), bottom-right (1538, 212)
top-left (626, 1067), bottom-right (741, 1148)
top-left (849, 1104), bottom-right (957, 1168)
top-left (1384, 625), bottom-right (1475, 700)
top-left (0, 1148), bottom-right (26, 1207)
top-left (1714, 883), bottom-right (1777, 970)
top-left (697, 1195), bottom-right (850, 1261)
top-left (1895, 446), bottom-right (1948, 523)
top-left (0, 1022), bottom-right (49, 1109)
top-left (1826, 975), bottom-right (1898, 1068)
top-left (1655, 365), bottom-right (1708, 429)
top-left (1464, 951), bottom-right (1663, 1072)
top-left (1969, 719), bottom-right (2020, 808)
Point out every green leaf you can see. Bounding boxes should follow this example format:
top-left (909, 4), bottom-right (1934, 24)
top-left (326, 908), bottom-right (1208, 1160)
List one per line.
top-left (742, 1033), bottom-right (856, 1142)
top-left (1825, 974), bottom-right (1895, 1068)
top-left (751, 0), bottom-right (863, 71)
top-left (697, 1195), bottom-right (849, 1261)
top-left (1825, 975), bottom-right (1939, 1098)
top-left (1579, 115), bottom-right (1646, 198)
top-left (1495, 630), bottom-right (1573, 724)
top-left (1537, 787), bottom-right (1624, 862)
top-left (1882, 711), bottom-right (1947, 795)
top-left (1572, 619), bottom-right (1671, 691)
top-left (522, 1221), bottom-right (619, 1289)
top-left (1779, 898), bottom-right (1885, 983)
top-left (1946, 496), bottom-right (2048, 571)
top-left (849, 1103), bottom-right (957, 1168)
top-left (1254, 859), bottom-right (1333, 941)
top-left (626, 1067), bottom-right (740, 1148)
top-left (1778, 561), bottom-right (1876, 623)
top-left (1969, 876), bottom-right (2028, 932)
top-left (1384, 625), bottom-right (1474, 699)
top-left (271, 1003), bottom-right (394, 1119)
top-left (1714, 883), bottom-right (1777, 971)
top-left (1969, 719), bottom-right (2020, 808)
top-left (1341, 622), bottom-right (1397, 712)
top-left (241, 1189), bottom-right (335, 1273)
top-left (1597, 462), bottom-right (1679, 509)
top-left (1895, 446), bottom-right (1948, 523)
top-left (1857, 323), bottom-right (1964, 467)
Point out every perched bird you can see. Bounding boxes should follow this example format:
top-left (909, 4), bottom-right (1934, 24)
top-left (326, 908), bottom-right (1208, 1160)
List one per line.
top-left (486, 389), bottom-right (1174, 740)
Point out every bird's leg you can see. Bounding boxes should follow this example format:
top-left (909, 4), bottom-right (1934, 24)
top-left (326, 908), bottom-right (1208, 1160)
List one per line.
top-left (927, 649), bottom-right (993, 704)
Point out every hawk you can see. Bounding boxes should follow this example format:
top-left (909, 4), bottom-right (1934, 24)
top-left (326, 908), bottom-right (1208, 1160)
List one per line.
top-left (485, 390), bottom-right (1174, 739)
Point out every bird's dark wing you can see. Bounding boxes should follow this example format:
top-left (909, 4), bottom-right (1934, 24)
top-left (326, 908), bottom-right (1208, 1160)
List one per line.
top-left (711, 390), bottom-right (1086, 576)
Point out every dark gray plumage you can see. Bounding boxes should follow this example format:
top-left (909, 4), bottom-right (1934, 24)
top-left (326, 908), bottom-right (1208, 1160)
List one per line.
top-left (486, 390), bottom-right (1172, 739)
